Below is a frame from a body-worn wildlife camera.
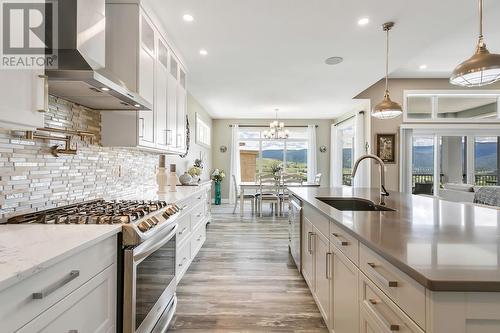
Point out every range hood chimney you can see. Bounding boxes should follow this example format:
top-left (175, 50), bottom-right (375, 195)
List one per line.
top-left (45, 0), bottom-right (151, 111)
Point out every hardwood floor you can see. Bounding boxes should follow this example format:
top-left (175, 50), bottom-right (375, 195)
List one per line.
top-left (169, 204), bottom-right (328, 333)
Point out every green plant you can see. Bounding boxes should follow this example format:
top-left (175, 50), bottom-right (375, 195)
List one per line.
top-left (188, 166), bottom-right (202, 177)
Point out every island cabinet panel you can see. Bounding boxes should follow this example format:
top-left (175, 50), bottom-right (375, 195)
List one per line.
top-left (302, 216), bottom-right (315, 290)
top-left (330, 220), bottom-right (358, 265)
top-left (359, 274), bottom-right (424, 333)
top-left (331, 241), bottom-right (359, 333)
top-left (426, 291), bottom-right (500, 333)
top-left (303, 203), bottom-right (329, 238)
top-left (359, 244), bottom-right (426, 328)
top-left (313, 229), bottom-right (331, 325)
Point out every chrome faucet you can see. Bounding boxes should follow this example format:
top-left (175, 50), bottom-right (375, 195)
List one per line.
top-left (351, 154), bottom-right (389, 206)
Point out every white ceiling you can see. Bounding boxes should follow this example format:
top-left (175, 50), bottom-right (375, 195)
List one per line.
top-left (144, 0), bottom-right (500, 119)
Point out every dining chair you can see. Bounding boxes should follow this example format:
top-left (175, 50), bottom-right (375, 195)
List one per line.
top-left (256, 174), bottom-right (280, 217)
top-left (279, 173), bottom-right (303, 215)
top-left (232, 174), bottom-right (256, 214)
top-left (314, 173), bottom-right (322, 185)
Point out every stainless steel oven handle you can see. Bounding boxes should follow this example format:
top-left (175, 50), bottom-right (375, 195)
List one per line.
top-left (134, 224), bottom-right (178, 262)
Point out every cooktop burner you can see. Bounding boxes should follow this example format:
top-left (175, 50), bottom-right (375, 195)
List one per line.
top-left (6, 199), bottom-right (169, 225)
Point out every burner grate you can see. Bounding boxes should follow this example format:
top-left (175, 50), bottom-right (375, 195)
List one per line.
top-left (7, 199), bottom-right (168, 224)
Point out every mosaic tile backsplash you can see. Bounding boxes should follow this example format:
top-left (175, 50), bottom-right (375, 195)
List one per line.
top-left (0, 97), bottom-right (176, 222)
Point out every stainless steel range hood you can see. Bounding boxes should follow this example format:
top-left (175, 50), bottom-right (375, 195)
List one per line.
top-left (45, 0), bottom-right (151, 111)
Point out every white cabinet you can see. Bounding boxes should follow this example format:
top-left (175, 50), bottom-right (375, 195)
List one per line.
top-left (331, 242), bottom-right (359, 333)
top-left (18, 265), bottom-right (116, 333)
top-left (0, 69), bottom-right (46, 130)
top-left (0, 236), bottom-right (117, 332)
top-left (314, 230), bottom-right (330, 325)
top-left (302, 217), bottom-right (314, 289)
top-left (102, 2), bottom-right (187, 153)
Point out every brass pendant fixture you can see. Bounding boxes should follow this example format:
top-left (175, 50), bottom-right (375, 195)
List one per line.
top-left (450, 0), bottom-right (500, 87)
top-left (372, 22), bottom-right (403, 120)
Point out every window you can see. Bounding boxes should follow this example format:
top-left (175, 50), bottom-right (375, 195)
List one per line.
top-left (238, 127), bottom-right (309, 181)
top-left (405, 91), bottom-right (500, 122)
top-left (474, 137), bottom-right (499, 186)
top-left (412, 136), bottom-right (434, 194)
top-left (340, 125), bottom-right (354, 186)
top-left (195, 113), bottom-right (211, 147)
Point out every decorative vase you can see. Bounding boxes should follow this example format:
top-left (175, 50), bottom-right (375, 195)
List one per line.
top-left (214, 181), bottom-right (222, 205)
top-left (192, 175), bottom-right (200, 184)
top-left (156, 167), bottom-right (168, 194)
top-left (168, 164), bottom-right (178, 192)
top-left (179, 172), bottom-right (192, 185)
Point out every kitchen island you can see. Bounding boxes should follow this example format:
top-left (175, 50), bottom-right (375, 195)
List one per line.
top-left (289, 186), bottom-right (500, 333)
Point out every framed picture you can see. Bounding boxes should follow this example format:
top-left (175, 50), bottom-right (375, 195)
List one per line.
top-left (195, 113), bottom-right (211, 148)
top-left (376, 134), bottom-right (396, 163)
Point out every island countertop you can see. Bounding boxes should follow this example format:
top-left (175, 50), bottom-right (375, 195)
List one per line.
top-left (288, 186), bottom-right (500, 292)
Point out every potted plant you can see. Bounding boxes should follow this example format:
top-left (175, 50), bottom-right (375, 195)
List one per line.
top-left (188, 166), bottom-right (202, 183)
top-left (211, 169), bottom-right (225, 205)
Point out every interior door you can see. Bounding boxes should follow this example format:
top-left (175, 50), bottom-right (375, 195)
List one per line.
top-left (332, 244), bottom-right (359, 333)
top-left (314, 230), bottom-right (330, 324)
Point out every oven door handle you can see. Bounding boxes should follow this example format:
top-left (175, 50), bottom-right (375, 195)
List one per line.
top-left (134, 224), bottom-right (178, 262)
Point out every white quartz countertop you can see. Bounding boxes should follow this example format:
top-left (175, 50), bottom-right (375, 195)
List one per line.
top-left (0, 224), bottom-right (121, 292)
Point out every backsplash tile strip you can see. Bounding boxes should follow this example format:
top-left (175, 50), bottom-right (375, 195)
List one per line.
top-left (0, 97), bottom-right (162, 222)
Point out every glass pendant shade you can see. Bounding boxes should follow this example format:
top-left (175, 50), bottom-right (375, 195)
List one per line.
top-left (450, 42), bottom-right (500, 87)
top-left (372, 90), bottom-right (403, 120)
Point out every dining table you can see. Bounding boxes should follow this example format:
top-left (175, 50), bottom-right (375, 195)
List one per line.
top-left (239, 181), bottom-right (320, 216)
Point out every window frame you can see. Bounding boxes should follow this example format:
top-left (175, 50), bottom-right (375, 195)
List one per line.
top-left (403, 90), bottom-right (500, 124)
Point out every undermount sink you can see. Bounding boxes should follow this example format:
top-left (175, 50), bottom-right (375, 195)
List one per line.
top-left (316, 197), bottom-right (396, 212)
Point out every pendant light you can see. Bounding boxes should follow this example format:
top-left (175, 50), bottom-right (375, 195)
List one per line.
top-left (450, 0), bottom-right (500, 87)
top-left (372, 22), bottom-right (403, 120)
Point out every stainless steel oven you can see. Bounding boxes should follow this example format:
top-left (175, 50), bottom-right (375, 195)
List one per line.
top-left (123, 222), bottom-right (178, 333)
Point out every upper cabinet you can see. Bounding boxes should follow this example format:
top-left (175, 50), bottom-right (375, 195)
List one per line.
top-left (101, 1), bottom-right (188, 153)
top-left (0, 69), bottom-right (46, 130)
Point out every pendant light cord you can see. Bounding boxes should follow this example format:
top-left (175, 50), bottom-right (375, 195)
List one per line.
top-left (479, 0), bottom-right (484, 43)
top-left (385, 27), bottom-right (389, 93)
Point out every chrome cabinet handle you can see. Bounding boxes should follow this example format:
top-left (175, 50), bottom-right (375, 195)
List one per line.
top-left (307, 232), bottom-right (312, 254)
top-left (178, 227), bottom-right (187, 235)
top-left (367, 262), bottom-right (398, 287)
top-left (195, 213), bottom-right (202, 218)
top-left (166, 129), bottom-right (173, 145)
top-left (178, 257), bottom-right (187, 267)
top-left (139, 118), bottom-right (145, 138)
top-left (331, 233), bottom-right (349, 247)
top-left (326, 252), bottom-right (332, 280)
top-left (180, 205), bottom-right (188, 211)
top-left (37, 74), bottom-right (48, 113)
top-left (366, 299), bottom-right (400, 331)
top-left (196, 195), bottom-right (202, 200)
top-left (33, 270), bottom-right (80, 299)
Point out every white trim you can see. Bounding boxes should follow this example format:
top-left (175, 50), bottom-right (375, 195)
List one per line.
top-left (403, 89), bottom-right (500, 124)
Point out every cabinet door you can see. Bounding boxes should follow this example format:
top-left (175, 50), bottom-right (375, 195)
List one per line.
top-left (0, 69), bottom-right (45, 130)
top-left (332, 245), bottom-right (359, 333)
top-left (301, 217), bottom-right (314, 290)
top-left (167, 73), bottom-right (178, 149)
top-left (138, 47), bottom-right (155, 146)
top-left (139, 13), bottom-right (155, 105)
top-left (18, 264), bottom-right (116, 333)
top-left (176, 85), bottom-right (187, 151)
top-left (155, 39), bottom-right (169, 149)
top-left (314, 231), bottom-right (330, 324)
top-left (360, 306), bottom-right (383, 333)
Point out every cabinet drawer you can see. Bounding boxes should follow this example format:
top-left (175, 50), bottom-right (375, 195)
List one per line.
top-left (17, 264), bottom-right (116, 333)
top-left (330, 221), bottom-right (359, 265)
top-left (359, 274), bottom-right (424, 333)
top-left (190, 202), bottom-right (205, 231)
top-left (359, 244), bottom-right (425, 328)
top-left (176, 239), bottom-right (191, 277)
top-left (176, 213), bottom-right (191, 246)
top-left (303, 203), bottom-right (329, 238)
top-left (190, 221), bottom-right (206, 258)
top-left (0, 236), bottom-right (116, 332)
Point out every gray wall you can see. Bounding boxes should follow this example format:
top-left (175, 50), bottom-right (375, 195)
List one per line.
top-left (212, 118), bottom-right (332, 200)
top-left (355, 78), bottom-right (500, 191)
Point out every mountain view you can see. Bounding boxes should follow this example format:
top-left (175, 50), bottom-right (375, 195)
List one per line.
top-left (262, 149), bottom-right (307, 163)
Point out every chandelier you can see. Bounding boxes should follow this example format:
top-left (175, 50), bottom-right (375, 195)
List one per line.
top-left (263, 109), bottom-right (289, 139)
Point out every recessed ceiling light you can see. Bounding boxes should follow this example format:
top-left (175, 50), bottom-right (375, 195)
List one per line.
top-left (358, 17), bottom-right (370, 26)
top-left (199, 49), bottom-right (208, 56)
top-left (100, 87), bottom-right (110, 91)
top-left (325, 56), bottom-right (344, 65)
top-left (134, 104), bottom-right (141, 108)
top-left (419, 64), bottom-right (428, 70)
top-left (183, 14), bottom-right (194, 22)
